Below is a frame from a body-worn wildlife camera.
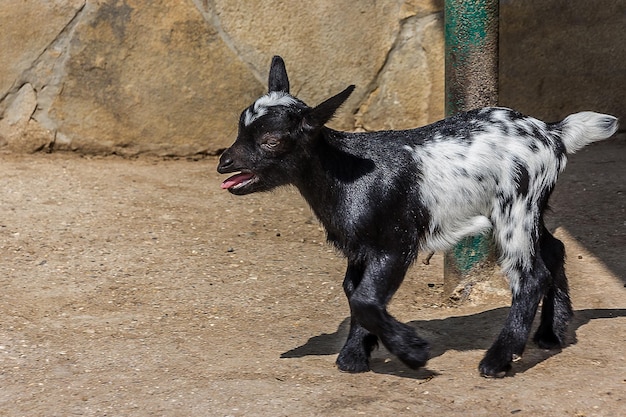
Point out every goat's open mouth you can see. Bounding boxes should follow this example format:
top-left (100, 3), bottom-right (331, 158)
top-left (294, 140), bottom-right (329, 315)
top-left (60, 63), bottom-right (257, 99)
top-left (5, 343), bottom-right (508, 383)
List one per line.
top-left (221, 171), bottom-right (258, 191)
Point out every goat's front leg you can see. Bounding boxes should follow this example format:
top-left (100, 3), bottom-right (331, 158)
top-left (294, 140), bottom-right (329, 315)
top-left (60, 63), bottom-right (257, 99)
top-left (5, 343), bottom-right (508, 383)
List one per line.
top-left (336, 262), bottom-right (379, 372)
top-left (347, 254), bottom-right (430, 370)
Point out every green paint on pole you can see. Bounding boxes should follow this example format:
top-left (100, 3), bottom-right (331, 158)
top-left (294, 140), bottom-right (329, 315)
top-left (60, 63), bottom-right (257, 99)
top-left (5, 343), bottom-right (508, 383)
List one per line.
top-left (452, 235), bottom-right (493, 274)
top-left (445, 0), bottom-right (490, 51)
top-left (444, 0), bottom-right (499, 290)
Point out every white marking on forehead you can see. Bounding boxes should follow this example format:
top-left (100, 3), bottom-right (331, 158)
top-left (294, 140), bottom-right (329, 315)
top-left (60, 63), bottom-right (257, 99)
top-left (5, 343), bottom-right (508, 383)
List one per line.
top-left (244, 91), bottom-right (298, 126)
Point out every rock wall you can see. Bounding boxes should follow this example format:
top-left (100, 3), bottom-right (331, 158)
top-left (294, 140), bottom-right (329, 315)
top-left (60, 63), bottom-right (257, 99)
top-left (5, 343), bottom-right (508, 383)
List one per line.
top-left (0, 0), bottom-right (623, 156)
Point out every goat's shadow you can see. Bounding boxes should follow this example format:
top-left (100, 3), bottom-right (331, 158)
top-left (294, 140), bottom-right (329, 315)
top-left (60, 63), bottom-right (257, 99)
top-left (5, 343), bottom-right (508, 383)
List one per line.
top-left (280, 307), bottom-right (626, 379)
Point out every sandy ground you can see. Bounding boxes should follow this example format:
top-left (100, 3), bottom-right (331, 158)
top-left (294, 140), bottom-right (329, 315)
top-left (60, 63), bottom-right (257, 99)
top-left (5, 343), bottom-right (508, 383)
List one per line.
top-left (0, 135), bottom-right (624, 416)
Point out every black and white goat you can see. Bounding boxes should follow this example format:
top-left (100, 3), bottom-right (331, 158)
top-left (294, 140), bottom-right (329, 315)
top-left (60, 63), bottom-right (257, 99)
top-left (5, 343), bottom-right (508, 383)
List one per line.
top-left (217, 56), bottom-right (618, 377)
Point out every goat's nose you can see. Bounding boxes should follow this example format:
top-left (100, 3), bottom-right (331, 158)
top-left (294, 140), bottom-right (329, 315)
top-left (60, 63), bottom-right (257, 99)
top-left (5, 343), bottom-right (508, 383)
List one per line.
top-left (217, 153), bottom-right (234, 173)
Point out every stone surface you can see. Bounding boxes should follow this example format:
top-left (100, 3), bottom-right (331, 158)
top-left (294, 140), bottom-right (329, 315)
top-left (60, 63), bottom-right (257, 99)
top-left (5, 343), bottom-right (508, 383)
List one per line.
top-left (0, 83), bottom-right (52, 152)
top-left (1, 84), bottom-right (37, 127)
top-left (356, 13), bottom-right (445, 131)
top-left (401, 0), bottom-right (444, 18)
top-left (204, 0), bottom-right (406, 130)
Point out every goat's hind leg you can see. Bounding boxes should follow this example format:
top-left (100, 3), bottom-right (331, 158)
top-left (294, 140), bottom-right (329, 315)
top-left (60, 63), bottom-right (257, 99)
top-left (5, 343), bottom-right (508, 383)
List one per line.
top-left (533, 226), bottom-right (573, 349)
top-left (336, 262), bottom-right (379, 372)
top-left (479, 257), bottom-right (549, 377)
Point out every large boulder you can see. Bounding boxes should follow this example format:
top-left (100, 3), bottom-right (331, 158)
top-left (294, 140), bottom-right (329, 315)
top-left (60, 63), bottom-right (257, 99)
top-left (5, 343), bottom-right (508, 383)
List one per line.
top-left (0, 0), bottom-right (445, 155)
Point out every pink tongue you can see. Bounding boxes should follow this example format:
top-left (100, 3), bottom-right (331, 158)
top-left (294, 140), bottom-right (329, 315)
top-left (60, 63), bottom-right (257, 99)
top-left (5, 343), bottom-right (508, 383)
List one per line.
top-left (221, 172), bottom-right (254, 189)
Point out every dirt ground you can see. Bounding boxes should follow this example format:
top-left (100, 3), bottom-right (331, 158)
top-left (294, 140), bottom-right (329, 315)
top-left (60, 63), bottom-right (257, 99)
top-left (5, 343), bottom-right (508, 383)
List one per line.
top-left (0, 135), bottom-right (624, 416)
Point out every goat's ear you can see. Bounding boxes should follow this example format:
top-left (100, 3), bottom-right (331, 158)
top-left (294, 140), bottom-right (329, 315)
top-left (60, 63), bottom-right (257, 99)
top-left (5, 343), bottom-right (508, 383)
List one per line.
top-left (304, 85), bottom-right (355, 129)
top-left (268, 56), bottom-right (290, 93)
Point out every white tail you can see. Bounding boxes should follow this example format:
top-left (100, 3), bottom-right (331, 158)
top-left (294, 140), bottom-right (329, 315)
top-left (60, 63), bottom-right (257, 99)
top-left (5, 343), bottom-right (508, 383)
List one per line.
top-left (559, 111), bottom-right (619, 154)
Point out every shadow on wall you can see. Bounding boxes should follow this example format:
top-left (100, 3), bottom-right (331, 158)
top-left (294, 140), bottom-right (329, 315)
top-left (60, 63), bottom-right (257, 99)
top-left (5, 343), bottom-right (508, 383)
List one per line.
top-left (547, 137), bottom-right (626, 284)
top-left (281, 307), bottom-right (626, 379)
top-left (499, 0), bottom-right (626, 124)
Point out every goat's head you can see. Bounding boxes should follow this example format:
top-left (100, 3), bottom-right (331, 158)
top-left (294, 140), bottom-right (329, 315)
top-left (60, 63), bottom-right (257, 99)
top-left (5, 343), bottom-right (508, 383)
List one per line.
top-left (217, 55), bottom-right (354, 195)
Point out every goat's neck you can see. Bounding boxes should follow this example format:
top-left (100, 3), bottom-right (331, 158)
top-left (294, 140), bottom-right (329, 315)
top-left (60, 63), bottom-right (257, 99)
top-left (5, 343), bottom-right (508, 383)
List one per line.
top-left (293, 128), bottom-right (360, 230)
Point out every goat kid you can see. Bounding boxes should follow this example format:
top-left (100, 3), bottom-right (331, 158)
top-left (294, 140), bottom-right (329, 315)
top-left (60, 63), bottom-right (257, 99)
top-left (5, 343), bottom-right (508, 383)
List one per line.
top-left (217, 56), bottom-right (619, 377)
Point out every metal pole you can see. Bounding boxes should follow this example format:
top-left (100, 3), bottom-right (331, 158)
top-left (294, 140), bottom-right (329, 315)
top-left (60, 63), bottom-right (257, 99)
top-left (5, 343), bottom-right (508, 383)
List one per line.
top-left (443, 0), bottom-right (499, 296)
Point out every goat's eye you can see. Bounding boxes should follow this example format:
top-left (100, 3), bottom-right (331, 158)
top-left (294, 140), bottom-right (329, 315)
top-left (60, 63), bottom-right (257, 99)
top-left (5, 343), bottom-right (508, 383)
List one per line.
top-left (261, 136), bottom-right (281, 151)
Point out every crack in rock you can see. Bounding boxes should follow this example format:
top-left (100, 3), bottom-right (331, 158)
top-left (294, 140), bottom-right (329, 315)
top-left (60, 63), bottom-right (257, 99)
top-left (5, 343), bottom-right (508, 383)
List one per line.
top-left (355, 12), bottom-right (444, 131)
top-left (190, 0), bottom-right (265, 85)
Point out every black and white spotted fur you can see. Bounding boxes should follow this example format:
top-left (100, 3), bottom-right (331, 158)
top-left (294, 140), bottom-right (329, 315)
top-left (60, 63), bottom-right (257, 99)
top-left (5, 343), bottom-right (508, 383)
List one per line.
top-left (217, 56), bottom-right (619, 377)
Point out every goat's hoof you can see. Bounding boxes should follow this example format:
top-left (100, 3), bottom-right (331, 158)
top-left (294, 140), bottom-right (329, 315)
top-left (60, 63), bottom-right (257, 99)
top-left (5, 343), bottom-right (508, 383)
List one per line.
top-left (336, 347), bottom-right (371, 373)
top-left (336, 357), bottom-right (370, 373)
top-left (478, 357), bottom-right (512, 378)
top-left (336, 334), bottom-right (378, 373)
top-left (479, 366), bottom-right (510, 378)
top-left (397, 342), bottom-right (430, 370)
